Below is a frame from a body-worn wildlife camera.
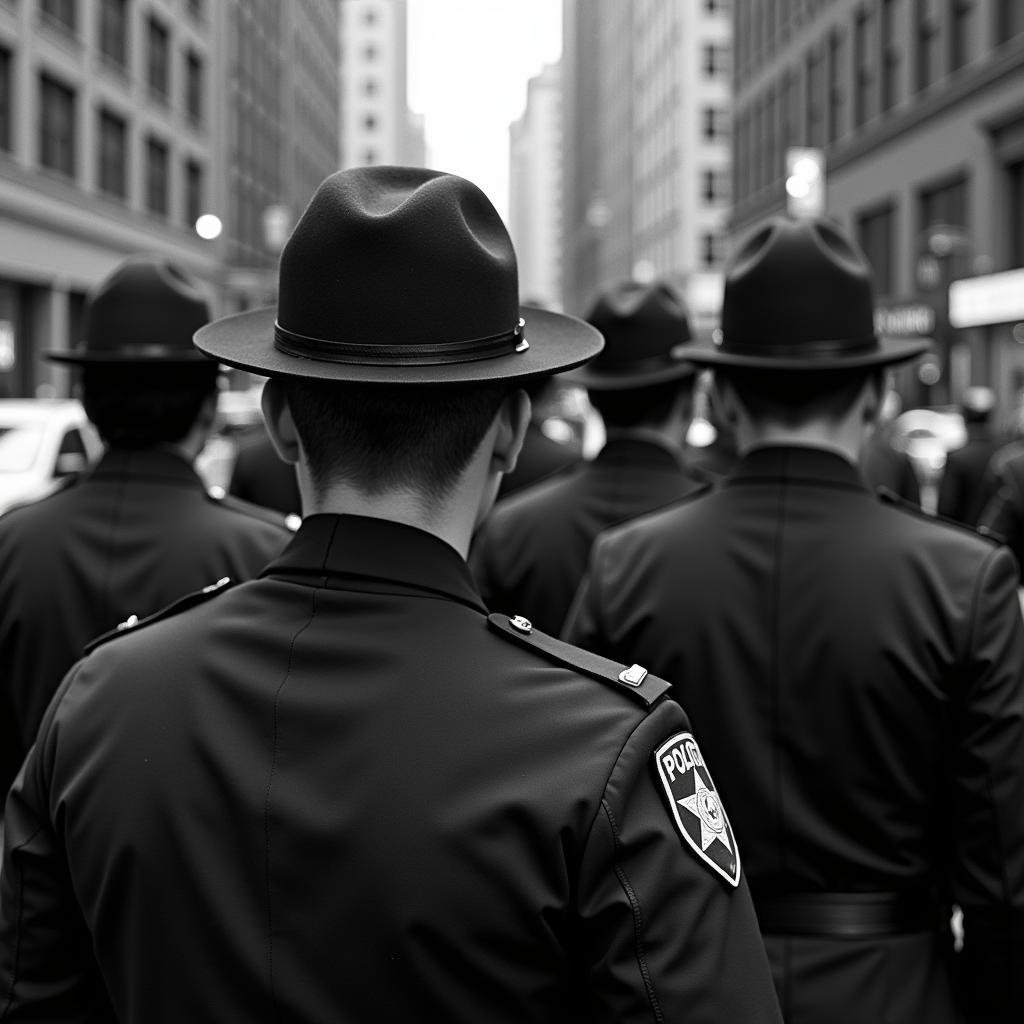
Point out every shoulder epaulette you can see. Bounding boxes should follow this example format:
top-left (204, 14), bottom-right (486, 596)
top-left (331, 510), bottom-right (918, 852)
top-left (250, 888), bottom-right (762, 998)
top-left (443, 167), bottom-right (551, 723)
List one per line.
top-left (83, 576), bottom-right (235, 655)
top-left (877, 487), bottom-right (1002, 545)
top-left (487, 612), bottom-right (671, 709)
top-left (206, 487), bottom-right (299, 531)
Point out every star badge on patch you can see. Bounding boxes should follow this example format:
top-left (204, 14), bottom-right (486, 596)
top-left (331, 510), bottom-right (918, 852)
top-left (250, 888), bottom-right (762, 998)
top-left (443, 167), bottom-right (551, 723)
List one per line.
top-left (654, 732), bottom-right (741, 887)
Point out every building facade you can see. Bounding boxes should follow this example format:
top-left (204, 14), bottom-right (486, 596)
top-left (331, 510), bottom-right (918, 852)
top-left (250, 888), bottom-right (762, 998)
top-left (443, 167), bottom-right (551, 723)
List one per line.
top-left (561, 0), bottom-right (732, 326)
top-left (732, 0), bottom-right (1024, 409)
top-left (509, 61), bottom-right (562, 311)
top-left (339, 0), bottom-right (423, 170)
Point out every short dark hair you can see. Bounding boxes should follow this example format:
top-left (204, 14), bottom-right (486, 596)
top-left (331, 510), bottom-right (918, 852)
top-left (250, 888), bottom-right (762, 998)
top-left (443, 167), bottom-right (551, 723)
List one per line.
top-left (588, 378), bottom-right (692, 430)
top-left (81, 362), bottom-right (220, 449)
top-left (283, 377), bottom-right (516, 506)
top-left (716, 366), bottom-right (883, 427)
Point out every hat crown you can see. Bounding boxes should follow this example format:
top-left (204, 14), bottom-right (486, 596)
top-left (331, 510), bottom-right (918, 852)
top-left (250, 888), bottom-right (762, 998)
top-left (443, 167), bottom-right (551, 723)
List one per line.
top-left (277, 166), bottom-right (520, 356)
top-left (586, 280), bottom-right (692, 366)
top-left (83, 256), bottom-right (211, 358)
top-left (720, 218), bottom-right (877, 357)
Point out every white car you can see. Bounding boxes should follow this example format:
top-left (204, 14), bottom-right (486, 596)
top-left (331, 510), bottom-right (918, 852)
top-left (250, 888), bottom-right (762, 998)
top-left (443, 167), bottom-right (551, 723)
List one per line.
top-left (0, 399), bottom-right (103, 516)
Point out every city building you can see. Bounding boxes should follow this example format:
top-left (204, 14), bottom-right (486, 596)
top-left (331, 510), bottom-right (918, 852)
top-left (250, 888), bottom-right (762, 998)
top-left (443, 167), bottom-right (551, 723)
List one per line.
top-left (732, 0), bottom-right (1024, 409)
top-left (0, 0), bottom-right (342, 398)
top-left (509, 61), bottom-right (562, 311)
top-left (560, 0), bottom-right (732, 326)
top-left (339, 0), bottom-right (423, 170)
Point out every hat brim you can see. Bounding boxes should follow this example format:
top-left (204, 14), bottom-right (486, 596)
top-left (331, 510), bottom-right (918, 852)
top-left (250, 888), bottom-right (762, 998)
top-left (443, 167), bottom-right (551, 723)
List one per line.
top-left (44, 349), bottom-right (214, 364)
top-left (681, 334), bottom-right (931, 371)
top-left (193, 304), bottom-right (604, 384)
top-left (565, 357), bottom-right (698, 391)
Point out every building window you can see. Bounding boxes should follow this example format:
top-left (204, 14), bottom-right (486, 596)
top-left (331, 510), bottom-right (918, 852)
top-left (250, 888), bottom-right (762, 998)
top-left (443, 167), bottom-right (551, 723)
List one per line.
top-left (39, 73), bottom-right (75, 177)
top-left (950, 0), bottom-right (974, 70)
top-left (702, 106), bottom-right (730, 141)
top-left (702, 168), bottom-right (730, 204)
top-left (185, 158), bottom-right (203, 228)
top-left (919, 174), bottom-right (968, 236)
top-left (0, 47), bottom-right (10, 153)
top-left (997, 0), bottom-right (1024, 43)
top-left (363, 113), bottom-right (377, 131)
top-left (147, 16), bottom-right (170, 101)
top-left (828, 29), bottom-right (846, 143)
top-left (364, 78), bottom-right (378, 96)
top-left (853, 5), bottom-right (875, 126)
top-left (881, 0), bottom-right (902, 111)
top-left (364, 7), bottom-right (377, 24)
top-left (857, 202), bottom-right (897, 296)
top-left (185, 50), bottom-right (203, 125)
top-left (186, 0), bottom-right (204, 20)
top-left (40, 0), bottom-right (76, 33)
top-left (916, 0), bottom-right (942, 91)
top-left (145, 136), bottom-right (169, 216)
top-left (97, 108), bottom-right (128, 199)
top-left (701, 232), bottom-right (725, 268)
top-left (363, 148), bottom-right (377, 165)
top-left (704, 0), bottom-right (730, 11)
top-left (806, 46), bottom-right (826, 148)
top-left (98, 0), bottom-right (129, 69)
top-left (363, 44), bottom-right (377, 61)
top-left (702, 44), bottom-right (730, 78)
top-left (1009, 160), bottom-right (1024, 267)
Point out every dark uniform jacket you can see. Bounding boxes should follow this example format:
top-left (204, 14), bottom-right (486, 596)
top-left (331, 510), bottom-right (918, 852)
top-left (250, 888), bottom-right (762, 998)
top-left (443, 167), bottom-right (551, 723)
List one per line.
top-left (472, 435), bottom-right (707, 633)
top-left (496, 420), bottom-right (582, 499)
top-left (564, 445), bottom-right (1024, 1024)
top-left (0, 446), bottom-right (292, 795)
top-left (0, 514), bottom-right (782, 1024)
top-left (937, 424), bottom-right (1000, 525)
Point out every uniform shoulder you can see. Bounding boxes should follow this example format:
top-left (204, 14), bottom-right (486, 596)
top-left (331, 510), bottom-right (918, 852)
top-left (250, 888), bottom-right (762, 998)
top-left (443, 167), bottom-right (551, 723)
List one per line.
top-left (0, 473), bottom-right (80, 523)
top-left (205, 487), bottom-right (300, 533)
top-left (486, 611), bottom-right (671, 709)
top-left (876, 487), bottom-right (1003, 550)
top-left (83, 575), bottom-right (235, 656)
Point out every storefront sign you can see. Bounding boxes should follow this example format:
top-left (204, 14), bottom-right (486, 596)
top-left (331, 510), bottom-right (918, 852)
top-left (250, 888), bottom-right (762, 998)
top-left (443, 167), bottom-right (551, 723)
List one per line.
top-left (949, 268), bottom-right (1024, 328)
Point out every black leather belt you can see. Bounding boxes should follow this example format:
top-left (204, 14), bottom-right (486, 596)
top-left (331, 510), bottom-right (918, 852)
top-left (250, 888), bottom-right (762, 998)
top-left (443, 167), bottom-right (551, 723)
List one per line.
top-left (754, 892), bottom-right (941, 938)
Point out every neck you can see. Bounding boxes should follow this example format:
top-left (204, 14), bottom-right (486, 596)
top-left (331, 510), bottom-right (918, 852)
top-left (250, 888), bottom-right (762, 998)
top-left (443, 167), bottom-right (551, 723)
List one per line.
top-left (735, 416), bottom-right (869, 465)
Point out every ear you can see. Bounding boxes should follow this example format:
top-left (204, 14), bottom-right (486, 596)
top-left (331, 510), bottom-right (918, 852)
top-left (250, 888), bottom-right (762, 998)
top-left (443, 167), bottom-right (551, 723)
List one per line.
top-left (261, 378), bottom-right (301, 465)
top-left (492, 388), bottom-right (531, 475)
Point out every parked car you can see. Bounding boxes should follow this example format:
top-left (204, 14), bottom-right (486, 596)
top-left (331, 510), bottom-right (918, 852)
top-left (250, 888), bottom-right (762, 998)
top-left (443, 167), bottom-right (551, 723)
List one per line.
top-left (0, 399), bottom-right (103, 515)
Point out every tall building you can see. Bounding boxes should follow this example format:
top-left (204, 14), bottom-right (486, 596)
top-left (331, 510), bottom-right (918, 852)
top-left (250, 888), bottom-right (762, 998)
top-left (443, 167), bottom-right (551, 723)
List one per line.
top-left (732, 0), bottom-right (1024, 408)
top-left (0, 0), bottom-right (221, 397)
top-left (561, 0), bottom-right (732, 325)
top-left (339, 0), bottom-right (421, 169)
top-left (509, 62), bottom-right (562, 311)
top-left (0, 0), bottom-right (341, 398)
top-left (221, 0), bottom-right (341, 312)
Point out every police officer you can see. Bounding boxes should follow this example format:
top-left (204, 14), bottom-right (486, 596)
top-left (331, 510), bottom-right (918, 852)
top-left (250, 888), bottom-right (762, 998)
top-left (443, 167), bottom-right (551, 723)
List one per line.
top-left (471, 278), bottom-right (707, 633)
top-left (0, 167), bottom-right (782, 1022)
top-left (0, 256), bottom-right (293, 797)
top-left (564, 217), bottom-right (1024, 1023)
top-left (937, 386), bottom-right (999, 525)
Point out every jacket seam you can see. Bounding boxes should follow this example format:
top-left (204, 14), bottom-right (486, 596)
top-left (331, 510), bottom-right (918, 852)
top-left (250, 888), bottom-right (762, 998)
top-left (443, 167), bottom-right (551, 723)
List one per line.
top-left (602, 800), bottom-right (665, 1024)
top-left (0, 825), bottom-right (43, 1019)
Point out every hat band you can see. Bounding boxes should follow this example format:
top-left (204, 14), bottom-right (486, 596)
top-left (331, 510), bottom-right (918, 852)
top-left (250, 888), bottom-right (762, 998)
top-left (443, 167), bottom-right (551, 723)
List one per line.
top-left (274, 318), bottom-right (527, 367)
top-left (717, 333), bottom-right (879, 358)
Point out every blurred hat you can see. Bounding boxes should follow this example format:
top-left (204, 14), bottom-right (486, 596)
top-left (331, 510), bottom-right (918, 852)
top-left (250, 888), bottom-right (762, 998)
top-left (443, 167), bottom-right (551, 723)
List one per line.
top-left (567, 279), bottom-right (697, 390)
top-left (46, 255), bottom-right (212, 364)
top-left (195, 166), bottom-right (603, 385)
top-left (960, 385), bottom-right (995, 417)
top-left (684, 217), bottom-right (929, 371)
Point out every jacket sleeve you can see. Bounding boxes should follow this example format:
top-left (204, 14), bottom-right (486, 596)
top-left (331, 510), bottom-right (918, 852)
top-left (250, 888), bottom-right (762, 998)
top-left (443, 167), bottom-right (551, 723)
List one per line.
top-left (574, 699), bottom-right (782, 1023)
top-left (562, 532), bottom-right (617, 656)
top-left (951, 545), bottom-right (1024, 1021)
top-left (0, 665), bottom-right (114, 1022)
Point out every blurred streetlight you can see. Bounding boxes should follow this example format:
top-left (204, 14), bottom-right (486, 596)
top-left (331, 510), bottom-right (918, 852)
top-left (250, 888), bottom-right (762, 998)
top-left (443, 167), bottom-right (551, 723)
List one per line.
top-left (195, 213), bottom-right (223, 240)
top-left (785, 148), bottom-right (825, 218)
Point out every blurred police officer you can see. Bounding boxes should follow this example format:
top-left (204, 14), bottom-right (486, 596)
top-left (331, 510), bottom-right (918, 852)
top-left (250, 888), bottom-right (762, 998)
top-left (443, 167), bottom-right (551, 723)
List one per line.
top-left (0, 167), bottom-right (782, 1023)
top-left (938, 385), bottom-right (999, 525)
top-left (0, 256), bottom-right (293, 797)
top-left (565, 217), bottom-right (1024, 1024)
top-left (471, 278), bottom-right (707, 633)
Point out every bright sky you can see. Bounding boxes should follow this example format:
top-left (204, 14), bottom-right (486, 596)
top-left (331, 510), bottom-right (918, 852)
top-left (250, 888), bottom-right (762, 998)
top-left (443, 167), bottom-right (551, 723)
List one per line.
top-left (407, 0), bottom-right (563, 223)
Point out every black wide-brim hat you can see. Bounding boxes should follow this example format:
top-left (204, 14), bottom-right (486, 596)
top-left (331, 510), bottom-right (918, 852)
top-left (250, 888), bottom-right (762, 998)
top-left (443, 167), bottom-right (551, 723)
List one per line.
top-left (46, 255), bottom-right (212, 364)
top-left (684, 217), bottom-right (930, 371)
top-left (567, 279), bottom-right (698, 390)
top-left (195, 166), bottom-right (603, 384)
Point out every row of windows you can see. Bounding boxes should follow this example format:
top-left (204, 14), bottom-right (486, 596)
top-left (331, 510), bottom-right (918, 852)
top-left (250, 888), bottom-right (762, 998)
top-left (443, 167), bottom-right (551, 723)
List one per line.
top-left (33, 71), bottom-right (206, 226)
top-left (733, 0), bottom-right (1024, 206)
top-left (736, 0), bottom-right (1024, 83)
top-left (41, 0), bottom-right (205, 34)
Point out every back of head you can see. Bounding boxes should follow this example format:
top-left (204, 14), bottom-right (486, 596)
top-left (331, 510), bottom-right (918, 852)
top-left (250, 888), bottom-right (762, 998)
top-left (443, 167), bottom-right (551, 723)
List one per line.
top-left (679, 217), bottom-right (929, 425)
top-left (572, 278), bottom-right (697, 430)
top-left (194, 166), bottom-right (604, 505)
top-left (47, 254), bottom-right (218, 448)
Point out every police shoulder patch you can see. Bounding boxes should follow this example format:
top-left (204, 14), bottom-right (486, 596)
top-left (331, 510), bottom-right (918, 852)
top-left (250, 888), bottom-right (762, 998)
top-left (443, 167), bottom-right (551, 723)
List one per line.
top-left (654, 732), bottom-right (741, 887)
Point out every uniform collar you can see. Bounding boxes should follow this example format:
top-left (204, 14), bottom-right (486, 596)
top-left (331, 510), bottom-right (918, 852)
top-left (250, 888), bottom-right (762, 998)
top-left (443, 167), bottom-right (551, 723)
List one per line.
top-left (728, 444), bottom-right (869, 492)
top-left (260, 513), bottom-right (487, 613)
top-left (89, 446), bottom-right (204, 486)
top-left (597, 432), bottom-right (686, 469)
